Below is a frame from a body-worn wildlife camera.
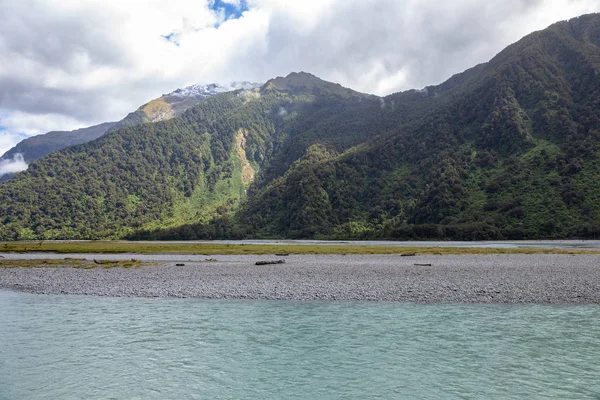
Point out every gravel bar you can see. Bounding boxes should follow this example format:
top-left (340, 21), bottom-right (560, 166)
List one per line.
top-left (1, 254), bottom-right (600, 303)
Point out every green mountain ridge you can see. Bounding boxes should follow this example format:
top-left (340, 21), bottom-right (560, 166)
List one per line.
top-left (0, 82), bottom-right (258, 176)
top-left (2, 14), bottom-right (600, 240)
top-left (0, 122), bottom-right (118, 167)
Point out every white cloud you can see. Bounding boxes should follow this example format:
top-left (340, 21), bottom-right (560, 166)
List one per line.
top-left (0, 111), bottom-right (87, 159)
top-left (217, 0), bottom-right (243, 8)
top-left (0, 153), bottom-right (28, 177)
top-left (1, 112), bottom-right (85, 136)
top-left (0, 0), bottom-right (599, 151)
top-left (0, 131), bottom-right (27, 158)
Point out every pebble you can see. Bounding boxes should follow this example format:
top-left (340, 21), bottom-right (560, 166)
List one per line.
top-left (1, 254), bottom-right (600, 303)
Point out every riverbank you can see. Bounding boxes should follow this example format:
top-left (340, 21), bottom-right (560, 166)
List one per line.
top-left (1, 254), bottom-right (600, 303)
top-left (2, 240), bottom-right (600, 255)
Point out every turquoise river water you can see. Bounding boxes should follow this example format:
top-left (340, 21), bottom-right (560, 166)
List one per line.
top-left (1, 289), bottom-right (599, 399)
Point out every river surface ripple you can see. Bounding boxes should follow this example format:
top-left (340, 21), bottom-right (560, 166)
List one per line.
top-left (1, 290), bottom-right (600, 399)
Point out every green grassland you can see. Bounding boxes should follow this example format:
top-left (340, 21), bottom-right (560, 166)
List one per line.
top-left (0, 241), bottom-right (596, 255)
top-left (0, 258), bottom-right (142, 269)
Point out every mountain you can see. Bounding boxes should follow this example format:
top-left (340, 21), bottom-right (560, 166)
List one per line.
top-left (105, 81), bottom-right (261, 132)
top-left (0, 81), bottom-right (262, 180)
top-left (0, 73), bottom-right (380, 239)
top-left (0, 122), bottom-right (117, 182)
top-left (2, 14), bottom-right (600, 240)
top-left (1, 122), bottom-right (117, 166)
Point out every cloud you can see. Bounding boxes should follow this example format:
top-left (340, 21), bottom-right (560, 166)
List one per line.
top-left (1, 112), bottom-right (85, 136)
top-left (0, 153), bottom-right (28, 177)
top-left (218, 0), bottom-right (244, 7)
top-left (246, 0), bottom-right (600, 94)
top-left (0, 129), bottom-right (27, 158)
top-left (0, 0), bottom-right (599, 151)
top-left (0, 111), bottom-right (86, 157)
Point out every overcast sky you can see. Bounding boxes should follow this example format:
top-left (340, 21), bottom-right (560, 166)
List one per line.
top-left (1, 0), bottom-right (599, 156)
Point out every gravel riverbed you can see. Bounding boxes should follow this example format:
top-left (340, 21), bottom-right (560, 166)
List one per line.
top-left (1, 254), bottom-right (600, 303)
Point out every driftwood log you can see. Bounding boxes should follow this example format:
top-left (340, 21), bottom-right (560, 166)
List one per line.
top-left (255, 260), bottom-right (286, 266)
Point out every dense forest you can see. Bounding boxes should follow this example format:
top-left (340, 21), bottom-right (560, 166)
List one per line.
top-left (0, 82), bottom-right (221, 171)
top-left (2, 14), bottom-right (600, 240)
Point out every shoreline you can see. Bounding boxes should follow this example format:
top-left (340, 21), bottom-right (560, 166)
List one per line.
top-left (1, 254), bottom-right (600, 304)
top-left (2, 240), bottom-right (600, 255)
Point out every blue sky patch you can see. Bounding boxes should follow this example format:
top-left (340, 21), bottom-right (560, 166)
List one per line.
top-left (162, 1), bottom-right (248, 43)
top-left (211, 0), bottom-right (248, 23)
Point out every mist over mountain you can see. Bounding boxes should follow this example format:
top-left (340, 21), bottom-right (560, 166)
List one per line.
top-left (2, 14), bottom-right (600, 240)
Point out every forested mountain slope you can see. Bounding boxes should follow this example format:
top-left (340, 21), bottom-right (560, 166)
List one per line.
top-left (138, 14), bottom-right (600, 240)
top-left (0, 122), bottom-right (117, 166)
top-left (0, 122), bottom-right (117, 182)
top-left (0, 73), bottom-right (382, 239)
top-left (226, 14), bottom-right (600, 240)
top-left (2, 14), bottom-right (600, 240)
top-left (0, 82), bottom-right (260, 177)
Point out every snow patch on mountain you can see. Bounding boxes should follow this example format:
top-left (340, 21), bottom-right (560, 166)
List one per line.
top-left (168, 82), bottom-right (262, 98)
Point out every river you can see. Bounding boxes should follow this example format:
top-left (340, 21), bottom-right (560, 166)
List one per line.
top-left (1, 290), bottom-right (599, 399)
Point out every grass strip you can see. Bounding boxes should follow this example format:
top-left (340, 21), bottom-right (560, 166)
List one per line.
top-left (0, 258), bottom-right (142, 269)
top-left (0, 241), bottom-right (598, 255)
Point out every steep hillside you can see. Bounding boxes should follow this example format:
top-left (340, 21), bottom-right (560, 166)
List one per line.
top-left (2, 14), bottom-right (600, 240)
top-left (0, 82), bottom-right (261, 175)
top-left (220, 14), bottom-right (600, 240)
top-left (0, 122), bottom-right (116, 182)
top-left (138, 14), bottom-right (600, 240)
top-left (0, 76), bottom-right (381, 239)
